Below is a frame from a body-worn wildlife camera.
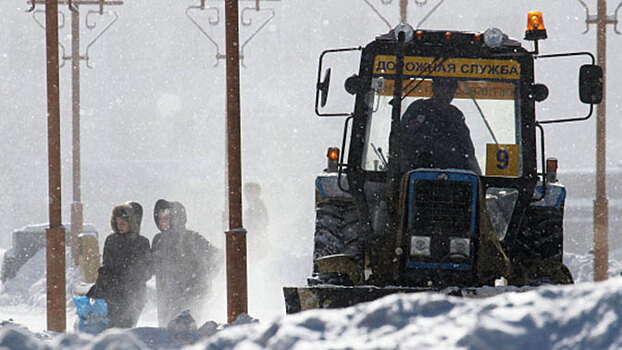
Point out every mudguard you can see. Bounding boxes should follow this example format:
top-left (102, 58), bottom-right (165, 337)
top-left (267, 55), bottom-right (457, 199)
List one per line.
top-left (315, 173), bottom-right (352, 203)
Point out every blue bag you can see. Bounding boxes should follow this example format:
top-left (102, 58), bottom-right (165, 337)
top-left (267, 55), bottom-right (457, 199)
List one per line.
top-left (73, 295), bottom-right (108, 334)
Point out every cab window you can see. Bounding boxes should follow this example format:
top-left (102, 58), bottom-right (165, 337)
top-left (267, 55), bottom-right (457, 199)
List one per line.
top-left (361, 55), bottom-right (522, 177)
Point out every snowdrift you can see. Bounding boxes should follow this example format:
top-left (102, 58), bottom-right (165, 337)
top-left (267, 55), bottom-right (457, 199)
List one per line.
top-left (2, 248), bottom-right (622, 349)
top-left (2, 278), bottom-right (622, 349)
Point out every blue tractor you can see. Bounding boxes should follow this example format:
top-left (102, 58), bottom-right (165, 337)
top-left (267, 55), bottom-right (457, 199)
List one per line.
top-left (284, 12), bottom-right (603, 313)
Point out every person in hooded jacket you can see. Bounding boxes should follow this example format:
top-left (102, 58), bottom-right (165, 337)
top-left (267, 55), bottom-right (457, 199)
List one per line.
top-left (152, 199), bottom-right (221, 326)
top-left (243, 182), bottom-right (269, 260)
top-left (87, 201), bottom-right (152, 328)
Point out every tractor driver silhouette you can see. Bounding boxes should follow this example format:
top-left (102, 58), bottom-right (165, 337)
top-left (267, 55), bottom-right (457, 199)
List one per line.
top-left (400, 77), bottom-right (481, 174)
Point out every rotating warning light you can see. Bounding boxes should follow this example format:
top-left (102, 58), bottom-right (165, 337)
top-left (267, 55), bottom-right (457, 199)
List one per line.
top-left (524, 11), bottom-right (548, 41)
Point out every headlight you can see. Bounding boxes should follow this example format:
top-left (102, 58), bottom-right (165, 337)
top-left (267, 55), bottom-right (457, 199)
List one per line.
top-left (483, 27), bottom-right (505, 48)
top-left (393, 23), bottom-right (415, 42)
top-left (410, 236), bottom-right (431, 256)
top-left (450, 238), bottom-right (471, 256)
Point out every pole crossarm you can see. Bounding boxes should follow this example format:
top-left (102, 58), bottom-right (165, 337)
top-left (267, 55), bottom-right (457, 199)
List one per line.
top-left (416, 0), bottom-right (444, 28)
top-left (32, 9), bottom-right (70, 68)
top-left (363, 0), bottom-right (392, 29)
top-left (27, 0), bottom-right (122, 13)
top-left (362, 0), bottom-right (443, 29)
top-left (186, 5), bottom-right (225, 66)
top-left (577, 0), bottom-right (622, 34)
top-left (28, 3), bottom-right (121, 69)
top-left (26, 0), bottom-right (121, 14)
top-left (186, 0), bottom-right (280, 68)
top-left (28, 0), bottom-right (123, 6)
top-left (239, 6), bottom-right (275, 67)
top-left (84, 11), bottom-right (119, 68)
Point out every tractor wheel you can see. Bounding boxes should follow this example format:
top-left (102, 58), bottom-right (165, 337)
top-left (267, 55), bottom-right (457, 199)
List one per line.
top-left (313, 200), bottom-right (363, 271)
top-left (521, 259), bottom-right (574, 285)
top-left (514, 208), bottom-right (564, 263)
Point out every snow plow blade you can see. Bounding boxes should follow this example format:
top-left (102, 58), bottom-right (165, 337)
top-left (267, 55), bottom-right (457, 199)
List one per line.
top-left (284, 285), bottom-right (452, 314)
top-left (283, 284), bottom-right (530, 314)
top-left (284, 286), bottom-right (428, 313)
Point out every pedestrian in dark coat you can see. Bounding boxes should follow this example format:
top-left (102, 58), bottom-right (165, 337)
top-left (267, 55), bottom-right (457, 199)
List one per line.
top-left (152, 199), bottom-right (221, 326)
top-left (87, 201), bottom-right (152, 328)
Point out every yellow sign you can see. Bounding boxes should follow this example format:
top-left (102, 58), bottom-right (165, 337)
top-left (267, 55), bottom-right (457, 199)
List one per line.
top-left (486, 144), bottom-right (520, 177)
top-left (374, 55), bottom-right (521, 80)
top-left (377, 79), bottom-right (515, 100)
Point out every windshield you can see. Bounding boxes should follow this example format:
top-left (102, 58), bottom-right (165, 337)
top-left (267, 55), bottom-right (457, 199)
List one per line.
top-left (362, 55), bottom-right (522, 177)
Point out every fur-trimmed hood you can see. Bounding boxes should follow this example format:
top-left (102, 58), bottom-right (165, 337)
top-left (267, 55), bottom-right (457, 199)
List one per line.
top-left (110, 201), bottom-right (143, 236)
top-left (153, 199), bottom-right (187, 232)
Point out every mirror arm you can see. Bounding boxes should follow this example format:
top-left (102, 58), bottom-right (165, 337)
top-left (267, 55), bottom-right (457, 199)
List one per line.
top-left (531, 123), bottom-right (547, 202)
top-left (336, 116), bottom-right (354, 194)
top-left (535, 51), bottom-right (598, 124)
top-left (315, 47), bottom-right (362, 117)
top-left (535, 51), bottom-right (595, 65)
top-left (538, 103), bottom-right (594, 125)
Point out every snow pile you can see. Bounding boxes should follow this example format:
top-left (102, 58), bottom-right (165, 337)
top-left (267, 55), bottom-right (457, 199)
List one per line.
top-left (4, 247), bottom-right (622, 349)
top-left (564, 249), bottom-right (622, 283)
top-left (1, 246), bottom-right (622, 349)
top-left (0, 249), bottom-right (80, 309)
top-left (198, 279), bottom-right (622, 350)
top-left (3, 277), bottom-right (622, 349)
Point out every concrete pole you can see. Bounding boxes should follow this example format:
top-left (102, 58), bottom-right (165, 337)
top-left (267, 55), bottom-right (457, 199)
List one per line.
top-left (45, 0), bottom-right (66, 333)
top-left (593, 0), bottom-right (609, 282)
top-left (70, 5), bottom-right (83, 267)
top-left (224, 0), bottom-right (248, 323)
top-left (400, 0), bottom-right (407, 23)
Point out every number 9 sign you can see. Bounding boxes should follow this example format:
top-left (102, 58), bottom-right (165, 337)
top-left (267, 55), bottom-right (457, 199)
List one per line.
top-left (486, 144), bottom-right (519, 176)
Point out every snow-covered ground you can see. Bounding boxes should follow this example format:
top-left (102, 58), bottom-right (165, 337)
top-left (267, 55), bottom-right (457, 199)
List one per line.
top-left (2, 246), bottom-right (622, 350)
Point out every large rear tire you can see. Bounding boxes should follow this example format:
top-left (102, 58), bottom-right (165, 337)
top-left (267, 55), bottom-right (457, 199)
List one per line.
top-left (510, 207), bottom-right (571, 285)
top-left (313, 200), bottom-right (363, 271)
top-left (514, 207), bottom-right (564, 262)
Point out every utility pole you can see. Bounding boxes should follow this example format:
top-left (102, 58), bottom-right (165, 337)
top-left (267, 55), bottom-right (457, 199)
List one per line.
top-left (578, 0), bottom-right (621, 281)
top-left (224, 0), bottom-right (248, 323)
top-left (28, 0), bottom-right (123, 330)
top-left (400, 0), bottom-right (407, 23)
top-left (593, 0), bottom-right (609, 282)
top-left (43, 0), bottom-right (66, 333)
top-left (70, 4), bottom-right (82, 268)
top-left (186, 0), bottom-right (280, 323)
top-left (30, 0), bottom-right (121, 277)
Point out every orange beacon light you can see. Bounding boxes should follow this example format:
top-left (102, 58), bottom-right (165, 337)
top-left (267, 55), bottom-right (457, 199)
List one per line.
top-left (525, 11), bottom-right (548, 41)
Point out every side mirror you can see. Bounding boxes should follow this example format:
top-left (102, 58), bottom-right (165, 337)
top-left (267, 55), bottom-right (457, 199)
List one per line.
top-left (318, 68), bottom-right (331, 107)
top-left (579, 64), bottom-right (603, 104)
top-left (344, 74), bottom-right (362, 95)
